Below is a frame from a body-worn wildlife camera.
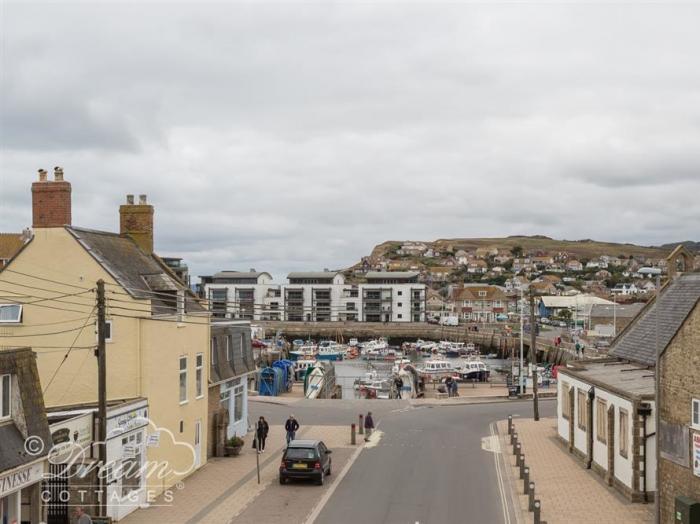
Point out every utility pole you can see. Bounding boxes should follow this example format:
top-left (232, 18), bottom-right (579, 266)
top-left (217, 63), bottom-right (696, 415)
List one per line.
top-left (529, 287), bottom-right (539, 421)
top-left (519, 286), bottom-right (524, 395)
top-left (96, 279), bottom-right (107, 515)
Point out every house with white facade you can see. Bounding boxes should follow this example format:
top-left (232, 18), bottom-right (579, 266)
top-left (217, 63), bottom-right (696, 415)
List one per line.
top-left (611, 283), bottom-right (639, 296)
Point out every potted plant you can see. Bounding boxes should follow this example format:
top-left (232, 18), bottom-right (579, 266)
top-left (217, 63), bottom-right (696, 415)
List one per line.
top-left (225, 436), bottom-right (245, 456)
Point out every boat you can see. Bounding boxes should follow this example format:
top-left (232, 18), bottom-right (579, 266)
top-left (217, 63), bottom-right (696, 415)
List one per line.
top-left (294, 359), bottom-right (316, 381)
top-left (349, 338), bottom-right (359, 347)
top-left (439, 341), bottom-right (464, 358)
top-left (317, 340), bottom-right (345, 361)
top-left (289, 344), bottom-right (317, 361)
top-left (361, 338), bottom-right (388, 352)
top-left (419, 358), bottom-right (455, 377)
top-left (398, 364), bottom-right (420, 399)
top-left (305, 366), bottom-right (325, 399)
top-left (391, 358), bottom-right (412, 374)
top-left (455, 359), bottom-right (490, 382)
top-left (292, 339), bottom-right (305, 347)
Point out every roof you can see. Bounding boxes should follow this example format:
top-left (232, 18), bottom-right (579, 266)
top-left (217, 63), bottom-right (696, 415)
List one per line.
top-left (453, 285), bottom-right (507, 301)
top-left (287, 271), bottom-right (339, 280)
top-left (609, 273), bottom-right (700, 366)
top-left (66, 227), bottom-right (203, 314)
top-left (590, 303), bottom-right (645, 319)
top-left (287, 439), bottom-right (322, 447)
top-left (365, 271), bottom-right (420, 280)
top-left (559, 361), bottom-right (655, 399)
top-left (0, 233), bottom-right (25, 260)
top-left (213, 271), bottom-right (271, 280)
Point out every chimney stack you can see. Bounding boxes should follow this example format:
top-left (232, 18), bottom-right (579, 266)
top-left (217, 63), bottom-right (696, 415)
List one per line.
top-left (120, 194), bottom-right (154, 254)
top-left (32, 167), bottom-right (72, 228)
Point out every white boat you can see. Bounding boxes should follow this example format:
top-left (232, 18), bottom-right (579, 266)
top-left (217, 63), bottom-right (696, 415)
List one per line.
top-left (349, 338), bottom-right (359, 347)
top-left (419, 358), bottom-right (455, 376)
top-left (391, 358), bottom-right (412, 374)
top-left (317, 341), bottom-right (345, 361)
top-left (398, 365), bottom-right (419, 399)
top-left (294, 359), bottom-right (316, 381)
top-left (289, 344), bottom-right (317, 361)
top-left (455, 359), bottom-right (490, 381)
top-left (361, 338), bottom-right (388, 352)
top-left (305, 366), bottom-right (325, 399)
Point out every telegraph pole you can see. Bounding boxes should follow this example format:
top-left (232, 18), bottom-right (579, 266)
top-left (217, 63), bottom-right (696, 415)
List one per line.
top-left (529, 288), bottom-right (540, 421)
top-left (96, 279), bottom-right (107, 515)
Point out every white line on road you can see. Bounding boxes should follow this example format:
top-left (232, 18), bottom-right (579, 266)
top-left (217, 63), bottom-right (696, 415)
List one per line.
top-left (490, 421), bottom-right (511, 524)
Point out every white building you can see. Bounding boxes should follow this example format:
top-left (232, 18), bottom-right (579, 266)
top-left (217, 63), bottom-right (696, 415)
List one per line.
top-left (201, 270), bottom-right (426, 323)
top-left (611, 283), bottom-right (639, 296)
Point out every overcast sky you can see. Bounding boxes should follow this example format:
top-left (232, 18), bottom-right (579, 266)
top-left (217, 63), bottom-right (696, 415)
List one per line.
top-left (1, 1), bottom-right (699, 282)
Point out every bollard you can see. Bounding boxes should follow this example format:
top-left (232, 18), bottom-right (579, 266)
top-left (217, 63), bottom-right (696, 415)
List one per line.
top-left (358, 414), bottom-right (364, 435)
top-left (518, 455), bottom-right (525, 479)
top-left (507, 415), bottom-right (513, 435)
top-left (513, 437), bottom-right (519, 456)
top-left (523, 467), bottom-right (529, 493)
top-left (351, 423), bottom-right (356, 445)
top-left (528, 482), bottom-right (535, 511)
top-left (510, 430), bottom-right (517, 446)
top-left (533, 500), bottom-right (541, 524)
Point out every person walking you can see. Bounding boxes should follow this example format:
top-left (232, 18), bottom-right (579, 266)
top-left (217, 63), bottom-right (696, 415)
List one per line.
top-left (364, 411), bottom-right (374, 442)
top-left (285, 414), bottom-right (299, 445)
top-left (451, 378), bottom-right (459, 397)
top-left (445, 376), bottom-right (453, 397)
top-left (256, 416), bottom-right (269, 453)
top-left (75, 507), bottom-right (92, 524)
top-left (395, 376), bottom-right (404, 399)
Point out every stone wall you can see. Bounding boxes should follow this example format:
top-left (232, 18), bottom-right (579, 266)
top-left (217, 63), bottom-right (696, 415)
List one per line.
top-left (658, 302), bottom-right (700, 521)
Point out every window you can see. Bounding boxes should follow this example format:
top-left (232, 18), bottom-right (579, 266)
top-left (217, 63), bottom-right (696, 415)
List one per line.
top-left (210, 338), bottom-right (218, 366)
top-left (195, 353), bottom-right (203, 399)
top-left (233, 382), bottom-right (244, 422)
top-left (619, 408), bottom-right (629, 458)
top-left (577, 389), bottom-right (587, 430)
top-left (120, 432), bottom-right (143, 497)
top-left (397, 314), bottom-right (403, 319)
top-left (226, 336), bottom-right (232, 361)
top-left (347, 302), bottom-right (355, 310)
top-left (397, 302), bottom-right (403, 307)
top-left (478, 291), bottom-right (487, 297)
top-left (179, 356), bottom-right (188, 403)
top-left (0, 304), bottom-right (22, 323)
top-left (1, 374), bottom-right (10, 419)
top-left (693, 399), bottom-right (700, 430)
top-left (561, 382), bottom-right (571, 420)
top-left (596, 399), bottom-right (607, 444)
top-left (397, 291), bottom-right (403, 296)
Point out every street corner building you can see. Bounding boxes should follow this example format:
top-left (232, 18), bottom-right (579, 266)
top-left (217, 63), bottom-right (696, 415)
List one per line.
top-left (0, 168), bottom-right (213, 521)
top-left (555, 245), bottom-right (700, 518)
top-left (0, 347), bottom-right (52, 523)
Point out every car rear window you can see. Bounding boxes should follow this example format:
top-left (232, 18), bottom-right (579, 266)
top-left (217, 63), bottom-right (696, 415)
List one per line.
top-left (285, 447), bottom-right (318, 460)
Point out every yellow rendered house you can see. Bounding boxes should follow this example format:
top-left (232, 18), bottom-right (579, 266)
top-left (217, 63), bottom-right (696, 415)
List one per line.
top-left (0, 168), bottom-right (210, 519)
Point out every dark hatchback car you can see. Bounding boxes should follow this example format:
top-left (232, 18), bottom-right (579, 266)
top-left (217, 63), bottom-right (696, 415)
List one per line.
top-left (279, 439), bottom-right (332, 485)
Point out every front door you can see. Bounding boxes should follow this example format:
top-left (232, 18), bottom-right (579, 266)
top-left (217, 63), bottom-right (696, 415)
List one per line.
top-left (194, 420), bottom-right (202, 468)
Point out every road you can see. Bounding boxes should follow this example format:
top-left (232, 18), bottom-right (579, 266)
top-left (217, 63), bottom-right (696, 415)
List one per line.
top-left (250, 398), bottom-right (555, 524)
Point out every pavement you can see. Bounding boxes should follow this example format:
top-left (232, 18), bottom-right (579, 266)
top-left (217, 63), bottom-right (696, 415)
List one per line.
top-left (496, 417), bottom-right (653, 524)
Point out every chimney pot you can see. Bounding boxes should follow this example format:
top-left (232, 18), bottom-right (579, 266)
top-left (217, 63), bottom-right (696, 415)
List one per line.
top-left (120, 194), bottom-right (154, 254)
top-left (53, 166), bottom-right (64, 181)
top-left (38, 169), bottom-right (48, 182)
top-left (126, 194), bottom-right (134, 205)
top-left (139, 194), bottom-right (147, 205)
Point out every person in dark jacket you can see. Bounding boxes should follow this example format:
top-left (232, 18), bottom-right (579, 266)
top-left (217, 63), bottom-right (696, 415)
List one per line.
top-left (364, 411), bottom-right (375, 441)
top-left (285, 414), bottom-right (299, 444)
top-left (256, 416), bottom-right (269, 453)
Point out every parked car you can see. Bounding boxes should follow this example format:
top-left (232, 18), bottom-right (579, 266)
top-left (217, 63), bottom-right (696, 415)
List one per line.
top-left (279, 439), bottom-right (332, 485)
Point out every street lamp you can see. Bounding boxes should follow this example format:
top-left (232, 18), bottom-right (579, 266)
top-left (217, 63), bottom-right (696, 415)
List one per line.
top-left (519, 284), bottom-right (529, 394)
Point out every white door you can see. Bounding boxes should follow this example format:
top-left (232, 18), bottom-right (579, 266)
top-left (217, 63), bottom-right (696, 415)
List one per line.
top-left (194, 420), bottom-right (202, 468)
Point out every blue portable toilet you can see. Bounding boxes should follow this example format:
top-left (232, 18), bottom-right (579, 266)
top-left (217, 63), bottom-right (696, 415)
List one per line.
top-left (273, 359), bottom-right (295, 392)
top-left (258, 367), bottom-right (283, 396)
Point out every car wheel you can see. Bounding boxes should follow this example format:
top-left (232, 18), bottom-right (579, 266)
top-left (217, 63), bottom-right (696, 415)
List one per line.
top-left (279, 476), bottom-right (286, 485)
top-left (317, 471), bottom-right (324, 486)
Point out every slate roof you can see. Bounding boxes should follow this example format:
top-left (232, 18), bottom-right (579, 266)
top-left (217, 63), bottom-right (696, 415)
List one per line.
top-left (609, 273), bottom-right (700, 366)
top-left (590, 303), bottom-right (645, 319)
top-left (559, 361), bottom-right (655, 399)
top-left (365, 271), bottom-right (420, 280)
top-left (287, 271), bottom-right (340, 280)
top-left (209, 322), bottom-right (255, 384)
top-left (66, 227), bottom-right (203, 314)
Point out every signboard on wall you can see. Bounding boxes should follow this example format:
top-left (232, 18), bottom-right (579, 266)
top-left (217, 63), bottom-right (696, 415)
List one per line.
top-left (49, 412), bottom-right (93, 462)
top-left (693, 432), bottom-right (700, 477)
top-left (659, 420), bottom-right (690, 468)
top-left (106, 402), bottom-right (149, 439)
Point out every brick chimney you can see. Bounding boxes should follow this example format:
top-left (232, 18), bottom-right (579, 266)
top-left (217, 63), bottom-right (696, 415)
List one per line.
top-left (120, 194), bottom-right (154, 254)
top-left (32, 167), bottom-right (72, 228)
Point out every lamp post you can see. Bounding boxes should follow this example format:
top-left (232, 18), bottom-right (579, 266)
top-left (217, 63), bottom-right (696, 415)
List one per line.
top-left (519, 285), bottom-right (527, 394)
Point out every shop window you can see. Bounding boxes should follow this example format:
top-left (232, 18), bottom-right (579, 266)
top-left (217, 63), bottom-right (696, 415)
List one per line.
top-left (195, 353), bottom-right (203, 399)
top-left (120, 432), bottom-right (143, 497)
top-left (619, 409), bottom-right (629, 458)
top-left (179, 356), bottom-right (188, 404)
top-left (0, 303), bottom-right (22, 323)
top-left (596, 399), bottom-right (607, 444)
top-left (1, 374), bottom-right (10, 419)
top-left (233, 383), bottom-right (244, 423)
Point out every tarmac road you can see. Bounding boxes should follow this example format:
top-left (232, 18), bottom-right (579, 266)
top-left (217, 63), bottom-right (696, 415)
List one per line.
top-left (311, 399), bottom-right (555, 524)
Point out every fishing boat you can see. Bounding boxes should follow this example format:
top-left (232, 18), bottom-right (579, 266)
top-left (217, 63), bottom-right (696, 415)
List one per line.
top-left (361, 338), bottom-right (388, 352)
top-left (305, 366), bottom-right (325, 399)
top-left (419, 358), bottom-right (455, 377)
top-left (348, 338), bottom-right (359, 347)
top-left (317, 340), bottom-right (345, 361)
top-left (289, 344), bottom-right (317, 361)
top-left (455, 359), bottom-right (490, 382)
top-left (294, 359), bottom-right (316, 381)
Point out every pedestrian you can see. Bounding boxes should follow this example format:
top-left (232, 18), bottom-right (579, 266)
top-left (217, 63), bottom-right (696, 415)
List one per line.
top-left (256, 416), bottom-right (269, 453)
top-left (581, 345), bottom-right (585, 359)
top-left (445, 376), bottom-right (453, 397)
top-left (285, 414), bottom-right (299, 445)
top-left (395, 376), bottom-right (404, 399)
top-left (451, 379), bottom-right (459, 397)
top-left (75, 507), bottom-right (92, 524)
top-left (364, 411), bottom-right (374, 441)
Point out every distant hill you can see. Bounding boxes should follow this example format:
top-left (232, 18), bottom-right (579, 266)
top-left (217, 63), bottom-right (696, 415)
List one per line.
top-left (357, 236), bottom-right (697, 267)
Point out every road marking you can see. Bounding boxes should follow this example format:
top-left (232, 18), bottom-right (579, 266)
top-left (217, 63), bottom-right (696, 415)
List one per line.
top-left (490, 421), bottom-right (511, 524)
top-left (481, 435), bottom-right (501, 453)
top-left (364, 430), bottom-right (384, 448)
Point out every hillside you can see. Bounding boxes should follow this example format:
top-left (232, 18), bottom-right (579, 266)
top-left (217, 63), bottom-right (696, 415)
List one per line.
top-left (361, 236), bottom-right (690, 266)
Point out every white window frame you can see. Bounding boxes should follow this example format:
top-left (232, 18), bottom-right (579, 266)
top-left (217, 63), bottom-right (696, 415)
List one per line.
top-left (179, 356), bottom-right (188, 404)
top-left (1, 374), bottom-right (11, 420)
top-left (210, 338), bottom-right (217, 366)
top-left (478, 291), bottom-right (487, 297)
top-left (692, 398), bottom-right (700, 430)
top-left (0, 304), bottom-right (23, 323)
top-left (195, 353), bottom-right (203, 399)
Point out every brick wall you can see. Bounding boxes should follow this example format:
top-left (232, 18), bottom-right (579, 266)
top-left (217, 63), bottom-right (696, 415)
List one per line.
top-left (32, 180), bottom-right (72, 228)
top-left (658, 302), bottom-right (700, 521)
top-left (119, 203), bottom-right (154, 254)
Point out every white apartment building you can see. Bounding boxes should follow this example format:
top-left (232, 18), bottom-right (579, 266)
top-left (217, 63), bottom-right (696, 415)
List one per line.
top-left (200, 270), bottom-right (426, 322)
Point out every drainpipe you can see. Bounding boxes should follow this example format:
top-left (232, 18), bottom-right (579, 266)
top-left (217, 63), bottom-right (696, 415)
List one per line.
top-left (586, 386), bottom-right (595, 469)
top-left (638, 403), bottom-right (654, 504)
